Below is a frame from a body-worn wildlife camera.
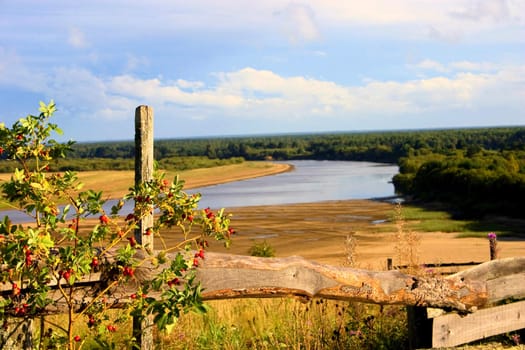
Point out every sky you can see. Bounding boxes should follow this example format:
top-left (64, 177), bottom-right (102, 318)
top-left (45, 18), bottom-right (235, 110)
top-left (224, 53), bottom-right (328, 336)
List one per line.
top-left (0, 1), bottom-right (524, 142)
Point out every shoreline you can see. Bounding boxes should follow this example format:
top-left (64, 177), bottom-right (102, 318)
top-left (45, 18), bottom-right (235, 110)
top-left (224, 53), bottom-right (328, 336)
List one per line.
top-left (181, 162), bottom-right (294, 190)
top-left (0, 161), bottom-right (294, 211)
top-left (2, 163), bottom-right (524, 268)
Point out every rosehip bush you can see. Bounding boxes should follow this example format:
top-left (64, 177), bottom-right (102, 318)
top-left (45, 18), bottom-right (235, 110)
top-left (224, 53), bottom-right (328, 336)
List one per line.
top-left (0, 101), bottom-right (233, 349)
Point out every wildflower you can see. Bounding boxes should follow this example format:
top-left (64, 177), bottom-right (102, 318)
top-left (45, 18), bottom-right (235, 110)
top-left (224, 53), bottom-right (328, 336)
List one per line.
top-left (487, 232), bottom-right (498, 260)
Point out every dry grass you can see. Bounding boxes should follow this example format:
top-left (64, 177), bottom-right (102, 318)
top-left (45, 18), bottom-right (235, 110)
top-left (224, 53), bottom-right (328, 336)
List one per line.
top-left (77, 161), bottom-right (291, 199)
top-left (0, 161), bottom-right (291, 210)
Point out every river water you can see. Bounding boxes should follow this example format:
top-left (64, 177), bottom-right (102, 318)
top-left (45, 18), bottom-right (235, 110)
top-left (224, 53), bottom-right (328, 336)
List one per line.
top-left (189, 160), bottom-right (398, 208)
top-left (1, 160), bottom-right (398, 223)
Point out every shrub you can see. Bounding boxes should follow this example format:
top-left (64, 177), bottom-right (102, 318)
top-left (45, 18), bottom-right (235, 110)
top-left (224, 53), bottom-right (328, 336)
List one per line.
top-left (248, 240), bottom-right (275, 257)
top-left (0, 101), bottom-right (234, 349)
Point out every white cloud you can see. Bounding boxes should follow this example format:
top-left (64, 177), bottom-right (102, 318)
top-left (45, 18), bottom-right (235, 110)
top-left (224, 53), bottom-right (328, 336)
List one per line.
top-left (449, 0), bottom-right (511, 22)
top-left (0, 48), bottom-right (47, 92)
top-left (449, 61), bottom-right (499, 72)
top-left (21, 64), bottom-right (525, 118)
top-left (275, 3), bottom-right (321, 44)
top-left (68, 27), bottom-right (88, 48)
top-left (426, 25), bottom-right (462, 44)
top-left (414, 60), bottom-right (449, 73)
top-left (412, 60), bottom-right (501, 74)
top-left (176, 79), bottom-right (205, 90)
top-left (4, 1), bottom-right (523, 52)
top-left (124, 54), bottom-right (149, 72)
top-left (1, 48), bottom-right (523, 135)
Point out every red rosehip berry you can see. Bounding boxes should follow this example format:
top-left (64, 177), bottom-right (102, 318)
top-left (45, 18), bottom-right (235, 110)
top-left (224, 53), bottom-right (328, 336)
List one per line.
top-left (12, 283), bottom-right (20, 296)
top-left (123, 266), bottom-right (134, 277)
top-left (91, 257), bottom-right (99, 268)
top-left (99, 214), bottom-right (109, 224)
top-left (145, 228), bottom-right (152, 236)
top-left (193, 258), bottom-right (199, 267)
top-left (128, 237), bottom-right (137, 247)
top-left (0, 147), bottom-right (4, 155)
top-left (107, 325), bottom-right (117, 332)
top-left (194, 249), bottom-right (205, 259)
top-left (167, 278), bottom-right (180, 287)
top-left (62, 269), bottom-right (73, 282)
top-left (74, 335), bottom-right (81, 342)
top-left (16, 134), bottom-right (23, 140)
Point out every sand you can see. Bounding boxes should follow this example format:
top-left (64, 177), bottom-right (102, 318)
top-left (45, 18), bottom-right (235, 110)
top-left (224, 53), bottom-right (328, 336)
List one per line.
top-left (204, 199), bottom-right (525, 270)
top-left (3, 162), bottom-right (523, 269)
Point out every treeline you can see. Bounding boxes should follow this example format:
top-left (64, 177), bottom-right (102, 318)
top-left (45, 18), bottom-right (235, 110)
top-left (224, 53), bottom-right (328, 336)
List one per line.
top-left (393, 150), bottom-right (525, 218)
top-left (3, 126), bottom-right (525, 219)
top-left (69, 127), bottom-right (525, 163)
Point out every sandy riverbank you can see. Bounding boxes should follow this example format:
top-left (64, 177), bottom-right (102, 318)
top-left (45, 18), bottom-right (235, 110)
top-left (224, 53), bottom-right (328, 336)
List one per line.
top-left (176, 162), bottom-right (524, 268)
top-left (2, 162), bottom-right (523, 269)
top-left (203, 199), bottom-right (525, 269)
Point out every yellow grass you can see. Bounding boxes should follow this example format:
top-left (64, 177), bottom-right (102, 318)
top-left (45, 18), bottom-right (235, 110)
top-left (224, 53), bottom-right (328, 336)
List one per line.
top-left (75, 161), bottom-right (291, 199)
top-left (0, 161), bottom-right (291, 209)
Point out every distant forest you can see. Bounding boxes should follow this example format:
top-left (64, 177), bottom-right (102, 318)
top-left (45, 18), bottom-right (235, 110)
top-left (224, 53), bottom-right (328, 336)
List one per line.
top-left (67, 126), bottom-right (525, 164)
top-left (1, 126), bottom-right (524, 218)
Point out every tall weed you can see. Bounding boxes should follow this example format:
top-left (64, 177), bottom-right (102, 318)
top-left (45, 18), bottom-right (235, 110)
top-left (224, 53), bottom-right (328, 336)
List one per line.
top-left (393, 203), bottom-right (421, 274)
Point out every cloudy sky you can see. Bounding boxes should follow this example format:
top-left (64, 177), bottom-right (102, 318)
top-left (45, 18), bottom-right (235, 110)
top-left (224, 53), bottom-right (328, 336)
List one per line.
top-left (1, 1), bottom-right (524, 142)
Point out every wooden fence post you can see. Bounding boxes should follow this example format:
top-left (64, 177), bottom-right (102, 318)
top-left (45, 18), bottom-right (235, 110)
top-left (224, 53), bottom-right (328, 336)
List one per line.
top-left (389, 255), bottom-right (433, 350)
top-left (133, 105), bottom-right (154, 349)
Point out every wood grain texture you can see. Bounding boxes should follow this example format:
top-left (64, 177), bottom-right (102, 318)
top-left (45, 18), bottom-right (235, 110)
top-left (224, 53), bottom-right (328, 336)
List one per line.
top-left (449, 256), bottom-right (525, 305)
top-left (432, 299), bottom-right (525, 347)
top-left (196, 253), bottom-right (488, 311)
top-left (134, 105), bottom-right (155, 350)
top-left (2, 254), bottom-right (523, 315)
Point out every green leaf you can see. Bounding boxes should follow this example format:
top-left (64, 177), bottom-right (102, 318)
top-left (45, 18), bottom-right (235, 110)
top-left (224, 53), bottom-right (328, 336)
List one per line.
top-left (164, 321), bottom-right (176, 334)
top-left (13, 168), bottom-right (25, 181)
top-left (30, 182), bottom-right (44, 190)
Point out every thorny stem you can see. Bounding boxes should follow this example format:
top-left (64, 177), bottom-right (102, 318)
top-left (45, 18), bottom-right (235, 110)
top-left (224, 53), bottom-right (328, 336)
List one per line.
top-left (41, 317), bottom-right (67, 334)
top-left (135, 235), bottom-right (202, 268)
top-left (73, 280), bottom-right (119, 321)
top-left (97, 225), bottom-right (133, 257)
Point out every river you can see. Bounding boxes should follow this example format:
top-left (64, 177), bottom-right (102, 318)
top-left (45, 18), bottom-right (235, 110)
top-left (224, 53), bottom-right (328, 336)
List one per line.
top-left (189, 160), bottom-right (398, 208)
top-left (1, 160), bottom-right (398, 223)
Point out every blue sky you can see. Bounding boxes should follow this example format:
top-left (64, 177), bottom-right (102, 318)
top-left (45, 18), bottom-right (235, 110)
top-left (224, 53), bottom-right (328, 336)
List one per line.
top-left (1, 1), bottom-right (524, 142)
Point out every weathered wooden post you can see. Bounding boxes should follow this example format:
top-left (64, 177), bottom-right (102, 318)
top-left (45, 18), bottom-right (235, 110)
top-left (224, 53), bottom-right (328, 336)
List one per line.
top-left (133, 105), bottom-right (154, 349)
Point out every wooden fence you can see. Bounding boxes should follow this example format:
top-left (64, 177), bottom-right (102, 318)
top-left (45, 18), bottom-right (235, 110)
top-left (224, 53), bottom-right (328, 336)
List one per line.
top-left (1, 253), bottom-right (523, 348)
